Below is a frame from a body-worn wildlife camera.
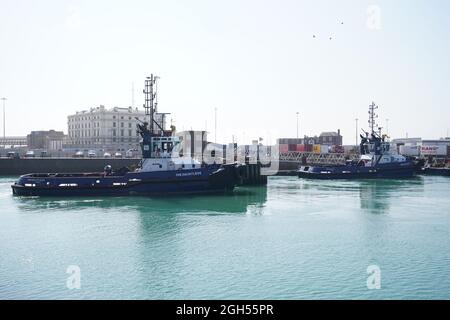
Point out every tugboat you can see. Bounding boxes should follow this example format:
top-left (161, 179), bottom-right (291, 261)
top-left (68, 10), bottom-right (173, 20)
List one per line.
top-left (12, 75), bottom-right (239, 196)
top-left (419, 166), bottom-right (450, 177)
top-left (298, 102), bottom-right (416, 179)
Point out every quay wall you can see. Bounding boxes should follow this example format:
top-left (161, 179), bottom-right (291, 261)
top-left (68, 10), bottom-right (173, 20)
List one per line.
top-left (0, 157), bottom-right (297, 178)
top-left (0, 158), bottom-right (141, 176)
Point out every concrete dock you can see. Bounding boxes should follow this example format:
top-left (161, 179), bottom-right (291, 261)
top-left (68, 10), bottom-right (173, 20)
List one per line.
top-left (0, 158), bottom-right (141, 176)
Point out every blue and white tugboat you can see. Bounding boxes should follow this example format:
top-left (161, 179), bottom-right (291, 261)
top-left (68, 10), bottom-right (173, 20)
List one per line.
top-left (12, 75), bottom-right (239, 196)
top-left (298, 102), bottom-right (416, 179)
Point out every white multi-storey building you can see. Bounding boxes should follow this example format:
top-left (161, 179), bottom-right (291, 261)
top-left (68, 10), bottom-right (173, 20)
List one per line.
top-left (67, 105), bottom-right (166, 151)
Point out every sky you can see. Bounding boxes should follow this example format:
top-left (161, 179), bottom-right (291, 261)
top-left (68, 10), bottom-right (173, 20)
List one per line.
top-left (0, 0), bottom-right (449, 145)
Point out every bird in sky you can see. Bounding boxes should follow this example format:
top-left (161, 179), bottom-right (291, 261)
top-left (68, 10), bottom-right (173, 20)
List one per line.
top-left (313, 21), bottom-right (343, 40)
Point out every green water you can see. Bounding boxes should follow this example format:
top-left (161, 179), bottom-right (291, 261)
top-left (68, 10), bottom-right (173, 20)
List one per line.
top-left (0, 176), bottom-right (449, 299)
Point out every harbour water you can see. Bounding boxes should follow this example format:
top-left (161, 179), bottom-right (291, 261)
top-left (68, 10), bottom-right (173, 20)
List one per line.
top-left (0, 176), bottom-right (449, 299)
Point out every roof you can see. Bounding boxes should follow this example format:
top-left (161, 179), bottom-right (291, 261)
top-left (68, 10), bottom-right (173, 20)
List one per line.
top-left (319, 132), bottom-right (339, 137)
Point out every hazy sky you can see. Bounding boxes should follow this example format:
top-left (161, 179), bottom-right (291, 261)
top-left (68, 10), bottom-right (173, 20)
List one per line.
top-left (0, 0), bottom-right (449, 144)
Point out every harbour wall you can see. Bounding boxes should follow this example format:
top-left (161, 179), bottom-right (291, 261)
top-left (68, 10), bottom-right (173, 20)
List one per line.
top-left (0, 157), bottom-right (297, 178)
top-left (0, 158), bottom-right (141, 176)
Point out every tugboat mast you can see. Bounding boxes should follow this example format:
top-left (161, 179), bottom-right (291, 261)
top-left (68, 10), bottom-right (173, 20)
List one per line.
top-left (368, 101), bottom-right (379, 135)
top-left (143, 74), bottom-right (159, 134)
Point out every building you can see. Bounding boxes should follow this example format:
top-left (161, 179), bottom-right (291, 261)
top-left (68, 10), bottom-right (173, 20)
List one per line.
top-left (391, 137), bottom-right (422, 146)
top-left (277, 130), bottom-right (342, 147)
top-left (318, 130), bottom-right (342, 146)
top-left (67, 105), bottom-right (167, 151)
top-left (27, 130), bottom-right (65, 150)
top-left (0, 136), bottom-right (27, 148)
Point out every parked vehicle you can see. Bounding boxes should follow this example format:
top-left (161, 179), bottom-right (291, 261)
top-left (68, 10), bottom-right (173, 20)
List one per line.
top-left (88, 150), bottom-right (97, 158)
top-left (114, 152), bottom-right (123, 158)
top-left (125, 149), bottom-right (134, 158)
top-left (73, 151), bottom-right (84, 158)
top-left (7, 151), bottom-right (20, 159)
top-left (103, 152), bottom-right (111, 158)
top-left (24, 151), bottom-right (35, 158)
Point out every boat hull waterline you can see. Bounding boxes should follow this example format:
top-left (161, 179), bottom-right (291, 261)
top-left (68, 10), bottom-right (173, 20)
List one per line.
top-left (11, 165), bottom-right (239, 197)
top-left (298, 163), bottom-right (416, 180)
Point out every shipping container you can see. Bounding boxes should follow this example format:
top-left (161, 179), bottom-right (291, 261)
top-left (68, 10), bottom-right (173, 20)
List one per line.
top-left (288, 144), bottom-right (297, 151)
top-left (331, 145), bottom-right (344, 153)
top-left (305, 144), bottom-right (313, 152)
top-left (313, 144), bottom-right (321, 154)
top-left (448, 145), bottom-right (450, 157)
top-left (279, 144), bottom-right (288, 153)
top-left (320, 145), bottom-right (329, 154)
top-left (399, 145), bottom-right (420, 157)
top-left (421, 145), bottom-right (447, 156)
top-left (296, 144), bottom-right (305, 152)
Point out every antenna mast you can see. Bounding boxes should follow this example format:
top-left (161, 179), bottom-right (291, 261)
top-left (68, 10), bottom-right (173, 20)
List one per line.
top-left (368, 102), bottom-right (379, 134)
top-left (143, 75), bottom-right (158, 133)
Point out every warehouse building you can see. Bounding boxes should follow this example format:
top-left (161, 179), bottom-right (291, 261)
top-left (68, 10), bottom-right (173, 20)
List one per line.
top-left (27, 130), bottom-right (66, 150)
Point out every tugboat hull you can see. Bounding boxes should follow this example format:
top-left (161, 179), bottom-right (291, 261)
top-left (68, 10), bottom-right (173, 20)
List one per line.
top-left (298, 164), bottom-right (416, 180)
top-left (419, 167), bottom-right (450, 177)
top-left (11, 165), bottom-right (238, 197)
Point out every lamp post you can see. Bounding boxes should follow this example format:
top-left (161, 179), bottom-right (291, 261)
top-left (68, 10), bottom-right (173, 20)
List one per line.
top-left (355, 118), bottom-right (358, 149)
top-left (214, 107), bottom-right (217, 143)
top-left (296, 112), bottom-right (299, 139)
top-left (1, 97), bottom-right (6, 139)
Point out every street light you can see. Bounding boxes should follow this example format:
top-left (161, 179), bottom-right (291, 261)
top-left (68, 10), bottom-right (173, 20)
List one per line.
top-left (355, 118), bottom-right (359, 149)
top-left (214, 107), bottom-right (217, 143)
top-left (1, 97), bottom-right (6, 139)
top-left (296, 112), bottom-right (299, 139)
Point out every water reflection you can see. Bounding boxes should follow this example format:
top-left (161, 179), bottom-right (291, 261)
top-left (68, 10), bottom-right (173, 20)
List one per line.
top-left (359, 177), bottom-right (424, 213)
top-left (13, 186), bottom-right (268, 215)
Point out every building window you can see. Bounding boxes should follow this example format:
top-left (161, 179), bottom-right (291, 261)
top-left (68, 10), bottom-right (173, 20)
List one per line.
top-left (121, 130), bottom-right (124, 137)
top-left (113, 130), bottom-right (116, 137)
top-left (113, 122), bottom-right (116, 127)
top-left (129, 130), bottom-right (132, 137)
top-left (121, 122), bottom-right (124, 128)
